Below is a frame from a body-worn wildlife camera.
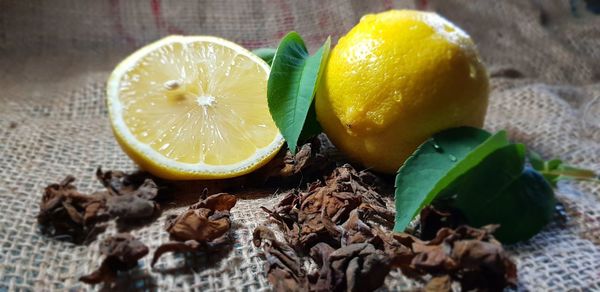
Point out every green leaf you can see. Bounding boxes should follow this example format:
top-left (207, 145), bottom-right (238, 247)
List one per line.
top-left (252, 48), bottom-right (277, 66)
top-left (267, 32), bottom-right (330, 154)
top-left (298, 99), bottom-right (322, 141)
top-left (450, 145), bottom-right (556, 243)
top-left (393, 127), bottom-right (510, 232)
top-left (528, 151), bottom-right (599, 187)
top-left (528, 151), bottom-right (545, 170)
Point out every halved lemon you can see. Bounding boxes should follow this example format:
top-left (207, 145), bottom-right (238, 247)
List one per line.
top-left (107, 35), bottom-right (284, 180)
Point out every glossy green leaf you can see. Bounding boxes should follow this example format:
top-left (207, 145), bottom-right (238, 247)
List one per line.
top-left (298, 99), bottom-right (322, 141)
top-left (393, 127), bottom-right (510, 232)
top-left (450, 145), bottom-right (556, 243)
top-left (252, 48), bottom-right (276, 66)
top-left (267, 32), bottom-right (330, 154)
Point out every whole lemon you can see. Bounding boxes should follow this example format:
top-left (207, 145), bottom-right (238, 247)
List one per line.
top-left (316, 10), bottom-right (489, 173)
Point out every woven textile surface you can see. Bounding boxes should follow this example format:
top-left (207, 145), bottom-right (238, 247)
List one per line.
top-left (1, 0), bottom-right (599, 291)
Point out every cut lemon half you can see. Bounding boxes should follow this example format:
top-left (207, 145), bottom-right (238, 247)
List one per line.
top-left (107, 35), bottom-right (284, 180)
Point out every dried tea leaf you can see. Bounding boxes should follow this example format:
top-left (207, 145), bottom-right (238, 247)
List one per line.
top-left (79, 233), bottom-right (149, 284)
top-left (311, 243), bottom-right (390, 292)
top-left (96, 168), bottom-right (157, 198)
top-left (96, 168), bottom-right (161, 228)
top-left (253, 226), bottom-right (308, 291)
top-left (166, 209), bottom-right (231, 242)
top-left (451, 239), bottom-right (517, 290)
top-left (107, 194), bottom-right (159, 221)
top-left (255, 138), bottom-right (335, 184)
top-left (382, 225), bottom-right (516, 291)
top-left (262, 165), bottom-right (393, 251)
top-left (419, 206), bottom-right (464, 240)
top-left (425, 275), bottom-right (452, 292)
top-left (151, 240), bottom-right (199, 267)
top-left (152, 193), bottom-right (237, 266)
top-left (340, 209), bottom-right (375, 246)
top-left (255, 162), bottom-right (515, 292)
top-left (37, 176), bottom-right (110, 244)
top-left (189, 192), bottom-right (237, 211)
top-left (166, 193), bottom-right (236, 242)
top-left (39, 168), bottom-right (163, 243)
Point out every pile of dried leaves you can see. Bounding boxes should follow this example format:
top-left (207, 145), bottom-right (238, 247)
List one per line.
top-left (37, 142), bottom-right (517, 291)
top-left (253, 226), bottom-right (391, 292)
top-left (37, 168), bottom-right (160, 244)
top-left (38, 168), bottom-right (240, 284)
top-left (255, 164), bottom-right (517, 291)
top-left (37, 143), bottom-right (326, 285)
top-left (261, 164), bottom-right (395, 250)
top-left (73, 191), bottom-right (238, 285)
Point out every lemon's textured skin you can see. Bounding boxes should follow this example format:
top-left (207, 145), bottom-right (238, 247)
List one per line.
top-left (316, 10), bottom-right (489, 173)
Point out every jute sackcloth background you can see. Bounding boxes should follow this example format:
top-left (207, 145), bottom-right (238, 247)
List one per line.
top-left (1, 0), bottom-right (599, 291)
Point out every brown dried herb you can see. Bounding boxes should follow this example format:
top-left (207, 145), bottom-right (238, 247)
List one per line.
top-left (151, 193), bottom-right (237, 267)
top-left (38, 168), bottom-right (162, 244)
top-left (262, 165), bottom-right (393, 250)
top-left (253, 227), bottom-right (391, 292)
top-left (254, 138), bottom-right (335, 184)
top-left (310, 242), bottom-right (391, 292)
top-left (382, 225), bottom-right (517, 291)
top-left (96, 168), bottom-right (161, 225)
top-left (96, 168), bottom-right (157, 198)
top-left (79, 233), bottom-right (149, 284)
top-left (424, 275), bottom-right (452, 292)
top-left (253, 226), bottom-right (308, 291)
top-left (340, 209), bottom-right (375, 246)
top-left (107, 193), bottom-right (159, 222)
top-left (37, 176), bottom-right (110, 244)
top-left (418, 205), bottom-right (464, 240)
top-left (256, 164), bottom-right (516, 292)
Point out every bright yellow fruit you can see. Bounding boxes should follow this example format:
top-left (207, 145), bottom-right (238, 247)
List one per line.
top-left (107, 36), bottom-right (284, 180)
top-left (316, 10), bottom-right (489, 173)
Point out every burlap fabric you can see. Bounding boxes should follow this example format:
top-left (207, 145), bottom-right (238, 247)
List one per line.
top-left (1, 0), bottom-right (599, 291)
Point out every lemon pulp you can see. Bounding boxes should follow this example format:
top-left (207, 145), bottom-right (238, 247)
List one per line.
top-left (108, 36), bottom-right (284, 179)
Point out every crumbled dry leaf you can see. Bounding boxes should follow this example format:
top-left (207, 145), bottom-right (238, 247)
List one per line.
top-left (262, 164), bottom-right (393, 251)
top-left (38, 168), bottom-right (161, 244)
top-left (253, 227), bottom-right (390, 292)
top-left (256, 164), bottom-right (516, 292)
top-left (37, 176), bottom-right (110, 243)
top-left (96, 168), bottom-right (157, 199)
top-left (151, 193), bottom-right (237, 267)
top-left (425, 275), bottom-right (452, 292)
top-left (418, 206), bottom-right (464, 240)
top-left (253, 226), bottom-right (308, 291)
top-left (254, 165), bottom-right (395, 291)
top-left (310, 242), bottom-right (391, 292)
top-left (253, 138), bottom-right (335, 184)
top-left (340, 209), bottom-right (375, 246)
top-left (97, 168), bottom-right (160, 224)
top-left (79, 233), bottom-right (149, 284)
top-left (382, 225), bottom-right (517, 291)
top-left (107, 194), bottom-right (159, 221)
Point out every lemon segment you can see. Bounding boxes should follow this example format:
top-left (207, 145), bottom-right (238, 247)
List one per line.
top-left (107, 36), bottom-right (284, 179)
